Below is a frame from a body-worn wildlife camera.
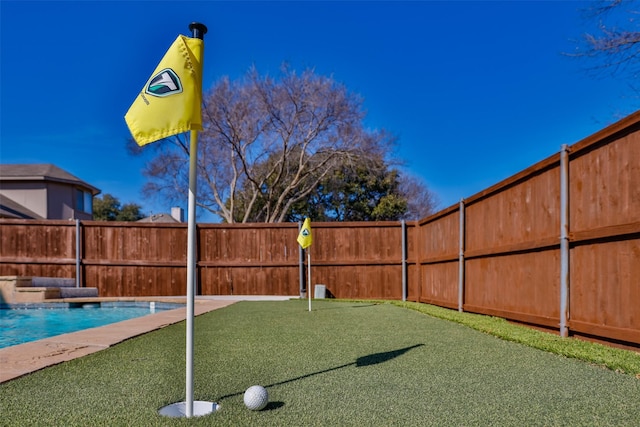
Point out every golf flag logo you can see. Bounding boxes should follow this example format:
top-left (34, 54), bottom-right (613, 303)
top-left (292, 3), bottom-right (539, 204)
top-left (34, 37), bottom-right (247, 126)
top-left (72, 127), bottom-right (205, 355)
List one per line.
top-left (145, 68), bottom-right (183, 97)
top-left (297, 218), bottom-right (313, 249)
top-left (125, 35), bottom-right (203, 146)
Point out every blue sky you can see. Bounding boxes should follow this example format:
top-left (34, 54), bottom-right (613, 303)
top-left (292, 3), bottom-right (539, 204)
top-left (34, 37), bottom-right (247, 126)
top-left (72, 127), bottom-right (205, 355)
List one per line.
top-left (1, 1), bottom-right (637, 221)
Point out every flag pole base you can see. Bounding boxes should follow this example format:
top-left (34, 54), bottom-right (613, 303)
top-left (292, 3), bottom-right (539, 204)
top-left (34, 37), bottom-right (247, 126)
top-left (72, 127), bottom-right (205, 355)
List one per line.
top-left (158, 401), bottom-right (219, 418)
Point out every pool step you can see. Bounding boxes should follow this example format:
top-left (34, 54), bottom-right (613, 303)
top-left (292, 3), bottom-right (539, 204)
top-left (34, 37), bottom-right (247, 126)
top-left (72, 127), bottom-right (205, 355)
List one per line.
top-left (0, 276), bottom-right (99, 304)
top-left (58, 287), bottom-right (99, 298)
top-left (12, 286), bottom-right (62, 302)
top-left (31, 277), bottom-right (77, 288)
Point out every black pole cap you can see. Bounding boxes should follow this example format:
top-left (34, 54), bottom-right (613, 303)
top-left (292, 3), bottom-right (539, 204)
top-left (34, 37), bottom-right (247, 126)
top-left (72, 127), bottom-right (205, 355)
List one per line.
top-left (189, 22), bottom-right (207, 40)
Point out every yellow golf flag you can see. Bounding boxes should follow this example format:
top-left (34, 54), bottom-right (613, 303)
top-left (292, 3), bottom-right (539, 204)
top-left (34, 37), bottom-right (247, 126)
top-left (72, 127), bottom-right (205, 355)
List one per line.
top-left (125, 35), bottom-right (203, 146)
top-left (297, 218), bottom-right (313, 249)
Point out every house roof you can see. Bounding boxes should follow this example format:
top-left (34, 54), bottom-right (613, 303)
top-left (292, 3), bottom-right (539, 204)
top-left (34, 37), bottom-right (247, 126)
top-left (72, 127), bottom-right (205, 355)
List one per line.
top-left (137, 213), bottom-right (180, 223)
top-left (0, 164), bottom-right (100, 195)
top-left (0, 194), bottom-right (44, 219)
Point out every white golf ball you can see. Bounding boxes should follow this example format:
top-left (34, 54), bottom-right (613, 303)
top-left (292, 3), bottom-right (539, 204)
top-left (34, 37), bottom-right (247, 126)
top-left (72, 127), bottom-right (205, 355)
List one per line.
top-left (244, 385), bottom-right (269, 411)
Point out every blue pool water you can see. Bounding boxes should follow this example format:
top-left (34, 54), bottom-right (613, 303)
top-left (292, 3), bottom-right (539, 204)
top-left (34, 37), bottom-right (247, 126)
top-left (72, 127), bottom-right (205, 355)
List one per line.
top-left (0, 302), bottom-right (183, 349)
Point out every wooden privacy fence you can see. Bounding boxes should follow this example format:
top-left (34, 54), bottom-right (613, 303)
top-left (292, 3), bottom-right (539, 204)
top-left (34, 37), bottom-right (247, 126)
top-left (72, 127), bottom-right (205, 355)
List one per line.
top-left (409, 110), bottom-right (640, 347)
top-left (0, 110), bottom-right (638, 347)
top-left (0, 220), bottom-right (407, 299)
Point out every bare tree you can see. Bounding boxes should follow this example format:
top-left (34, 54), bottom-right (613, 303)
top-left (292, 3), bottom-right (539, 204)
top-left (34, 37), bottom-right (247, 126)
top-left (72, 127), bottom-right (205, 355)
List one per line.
top-left (573, 0), bottom-right (640, 82)
top-left (398, 172), bottom-right (439, 221)
top-left (140, 65), bottom-right (400, 223)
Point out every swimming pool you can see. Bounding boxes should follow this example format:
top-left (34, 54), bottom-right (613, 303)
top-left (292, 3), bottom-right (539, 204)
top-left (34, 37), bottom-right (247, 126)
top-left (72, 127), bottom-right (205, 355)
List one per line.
top-left (0, 302), bottom-right (184, 349)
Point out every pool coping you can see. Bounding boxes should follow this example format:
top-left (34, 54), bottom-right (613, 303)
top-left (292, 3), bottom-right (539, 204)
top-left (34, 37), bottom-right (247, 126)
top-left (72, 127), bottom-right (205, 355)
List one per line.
top-left (0, 296), bottom-right (295, 383)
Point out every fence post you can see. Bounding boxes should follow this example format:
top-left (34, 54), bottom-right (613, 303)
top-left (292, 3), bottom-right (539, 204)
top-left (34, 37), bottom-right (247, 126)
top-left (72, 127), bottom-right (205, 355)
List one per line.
top-left (458, 199), bottom-right (465, 312)
top-left (75, 219), bottom-right (81, 288)
top-left (560, 144), bottom-right (570, 337)
top-left (401, 220), bottom-right (407, 301)
top-left (415, 219), bottom-right (422, 303)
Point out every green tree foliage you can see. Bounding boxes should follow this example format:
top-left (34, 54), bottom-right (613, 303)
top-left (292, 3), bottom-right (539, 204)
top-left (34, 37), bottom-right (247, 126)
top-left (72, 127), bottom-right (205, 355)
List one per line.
top-left (285, 163), bottom-right (407, 222)
top-left (93, 194), bottom-right (144, 221)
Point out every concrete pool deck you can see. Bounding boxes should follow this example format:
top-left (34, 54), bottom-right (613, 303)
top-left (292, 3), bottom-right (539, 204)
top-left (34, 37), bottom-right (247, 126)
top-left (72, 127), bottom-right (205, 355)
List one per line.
top-left (0, 295), bottom-right (294, 383)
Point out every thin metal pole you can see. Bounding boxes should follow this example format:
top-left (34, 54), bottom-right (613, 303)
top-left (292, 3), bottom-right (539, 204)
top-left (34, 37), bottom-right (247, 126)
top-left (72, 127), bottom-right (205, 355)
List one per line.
top-left (307, 249), bottom-right (311, 311)
top-left (401, 220), bottom-right (407, 301)
top-left (299, 221), bottom-right (305, 298)
top-left (185, 129), bottom-right (198, 418)
top-left (458, 199), bottom-right (465, 312)
top-left (560, 144), bottom-right (570, 337)
top-left (185, 21), bottom-right (207, 418)
top-left (75, 219), bottom-right (81, 288)
top-left (308, 252), bottom-right (312, 312)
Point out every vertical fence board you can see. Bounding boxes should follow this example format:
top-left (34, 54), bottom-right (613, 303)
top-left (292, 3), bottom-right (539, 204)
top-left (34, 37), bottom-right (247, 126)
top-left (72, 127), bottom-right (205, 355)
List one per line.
top-left (571, 130), bottom-right (640, 232)
top-left (419, 261), bottom-right (458, 309)
top-left (415, 208), bottom-right (459, 307)
top-left (465, 165), bottom-right (560, 253)
top-left (418, 209), bottom-right (459, 259)
top-left (465, 251), bottom-right (560, 325)
top-left (570, 240), bottom-right (640, 342)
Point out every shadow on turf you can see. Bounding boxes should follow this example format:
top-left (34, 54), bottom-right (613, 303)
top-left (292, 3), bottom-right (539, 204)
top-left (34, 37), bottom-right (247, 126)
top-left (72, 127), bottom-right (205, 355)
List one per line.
top-left (217, 344), bottom-right (424, 402)
top-left (264, 401), bottom-right (285, 411)
top-left (355, 344), bottom-right (424, 366)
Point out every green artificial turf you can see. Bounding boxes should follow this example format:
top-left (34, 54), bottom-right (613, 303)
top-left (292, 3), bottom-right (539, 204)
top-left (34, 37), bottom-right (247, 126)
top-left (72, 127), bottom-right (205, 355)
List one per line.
top-left (1, 299), bottom-right (639, 426)
top-left (388, 300), bottom-right (640, 377)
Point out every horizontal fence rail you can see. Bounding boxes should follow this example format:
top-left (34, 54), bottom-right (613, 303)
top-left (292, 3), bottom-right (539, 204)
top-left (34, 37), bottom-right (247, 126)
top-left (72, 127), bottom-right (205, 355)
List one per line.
top-left (1, 110), bottom-right (639, 348)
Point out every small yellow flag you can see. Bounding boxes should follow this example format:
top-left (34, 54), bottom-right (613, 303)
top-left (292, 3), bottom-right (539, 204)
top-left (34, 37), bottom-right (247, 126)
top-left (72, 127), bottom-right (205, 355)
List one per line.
top-left (125, 35), bottom-right (203, 146)
top-left (297, 218), bottom-right (313, 249)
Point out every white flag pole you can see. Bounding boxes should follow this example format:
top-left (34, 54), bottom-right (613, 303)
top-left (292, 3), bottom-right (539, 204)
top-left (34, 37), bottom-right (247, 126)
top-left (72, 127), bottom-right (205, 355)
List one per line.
top-left (183, 22), bottom-right (209, 419)
top-left (143, 23), bottom-right (218, 419)
top-left (185, 128), bottom-right (197, 417)
top-left (308, 251), bottom-right (312, 312)
top-left (297, 218), bottom-right (313, 312)
top-left (184, 20), bottom-right (208, 417)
